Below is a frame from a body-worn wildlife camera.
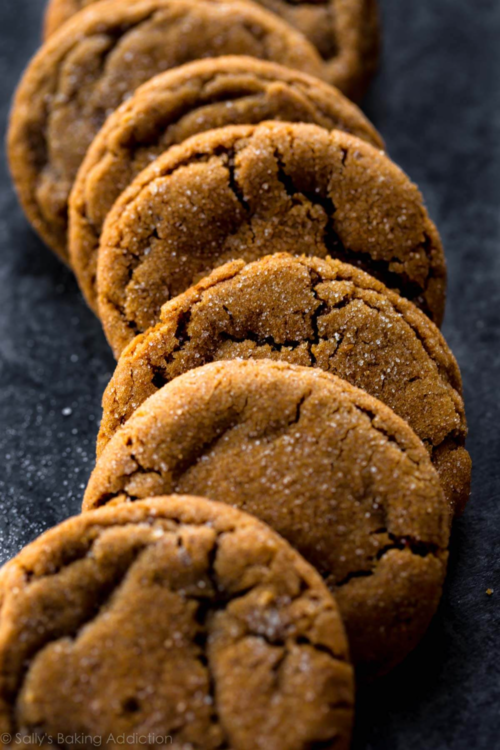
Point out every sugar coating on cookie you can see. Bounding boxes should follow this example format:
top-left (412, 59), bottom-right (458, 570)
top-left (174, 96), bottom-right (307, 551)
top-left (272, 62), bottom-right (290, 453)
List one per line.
top-left (97, 122), bottom-right (446, 355)
top-left (85, 359), bottom-right (451, 678)
top-left (0, 496), bottom-right (354, 748)
top-left (44, 0), bottom-right (380, 100)
top-left (8, 0), bottom-right (324, 262)
top-left (98, 254), bottom-right (470, 515)
top-left (69, 56), bottom-right (383, 312)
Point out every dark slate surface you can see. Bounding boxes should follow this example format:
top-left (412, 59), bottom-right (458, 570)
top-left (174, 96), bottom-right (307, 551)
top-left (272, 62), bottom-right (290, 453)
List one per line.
top-left (0, 0), bottom-right (499, 747)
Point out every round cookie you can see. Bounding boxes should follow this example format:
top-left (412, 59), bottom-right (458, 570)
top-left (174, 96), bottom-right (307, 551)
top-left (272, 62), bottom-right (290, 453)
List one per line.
top-left (97, 254), bottom-right (470, 515)
top-left (0, 496), bottom-right (354, 749)
top-left (97, 122), bottom-right (446, 357)
top-left (44, 0), bottom-right (380, 101)
top-left (69, 56), bottom-right (384, 313)
top-left (8, 0), bottom-right (325, 263)
top-left (84, 359), bottom-right (451, 679)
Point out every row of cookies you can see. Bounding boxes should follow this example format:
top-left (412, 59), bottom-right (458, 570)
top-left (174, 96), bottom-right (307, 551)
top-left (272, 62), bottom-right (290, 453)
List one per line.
top-left (0, 354), bottom-right (458, 747)
top-left (8, 0), bottom-right (381, 263)
top-left (4, 0), bottom-right (471, 747)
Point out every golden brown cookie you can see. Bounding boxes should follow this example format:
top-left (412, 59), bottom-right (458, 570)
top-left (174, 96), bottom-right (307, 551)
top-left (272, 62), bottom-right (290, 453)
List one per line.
top-left (44, 0), bottom-right (380, 101)
top-left (8, 0), bottom-right (324, 263)
top-left (84, 359), bottom-right (451, 679)
top-left (0, 496), bottom-right (354, 749)
top-left (69, 56), bottom-right (383, 313)
top-left (97, 254), bottom-right (470, 516)
top-left (97, 122), bottom-right (446, 356)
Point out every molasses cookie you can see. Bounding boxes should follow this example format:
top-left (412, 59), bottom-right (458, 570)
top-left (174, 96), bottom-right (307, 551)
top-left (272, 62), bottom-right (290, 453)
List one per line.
top-left (8, 0), bottom-right (324, 263)
top-left (98, 122), bottom-right (446, 355)
top-left (0, 496), bottom-right (354, 748)
top-left (69, 56), bottom-right (383, 313)
top-left (98, 254), bottom-right (470, 515)
top-left (84, 359), bottom-right (451, 679)
top-left (44, 0), bottom-right (380, 101)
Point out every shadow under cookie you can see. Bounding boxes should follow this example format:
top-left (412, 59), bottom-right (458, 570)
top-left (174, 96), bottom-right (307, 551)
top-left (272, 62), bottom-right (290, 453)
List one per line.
top-left (0, 496), bottom-right (354, 748)
top-left (69, 56), bottom-right (383, 313)
top-left (84, 359), bottom-right (451, 680)
top-left (97, 254), bottom-right (470, 516)
top-left (96, 122), bottom-right (447, 357)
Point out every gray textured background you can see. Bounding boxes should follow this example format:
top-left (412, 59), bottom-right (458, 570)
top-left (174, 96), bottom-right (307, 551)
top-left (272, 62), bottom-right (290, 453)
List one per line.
top-left (1, 1), bottom-right (499, 747)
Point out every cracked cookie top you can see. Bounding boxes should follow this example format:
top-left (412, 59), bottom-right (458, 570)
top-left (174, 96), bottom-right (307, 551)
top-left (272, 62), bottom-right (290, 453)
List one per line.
top-left (68, 56), bottom-right (383, 313)
top-left (97, 253), bottom-right (470, 515)
top-left (0, 496), bottom-right (354, 749)
top-left (84, 359), bottom-right (451, 678)
top-left (44, 0), bottom-right (380, 101)
top-left (96, 122), bottom-right (446, 356)
top-left (8, 0), bottom-right (324, 262)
